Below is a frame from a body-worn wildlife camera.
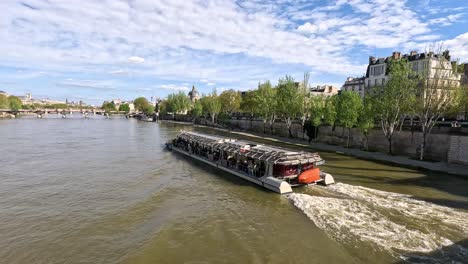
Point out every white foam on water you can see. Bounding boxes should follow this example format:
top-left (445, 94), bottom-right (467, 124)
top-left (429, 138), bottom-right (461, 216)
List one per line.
top-left (328, 183), bottom-right (468, 234)
top-left (290, 193), bottom-right (453, 254)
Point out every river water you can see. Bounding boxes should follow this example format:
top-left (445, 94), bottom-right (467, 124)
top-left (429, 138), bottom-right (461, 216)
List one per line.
top-left (1, 116), bottom-right (467, 263)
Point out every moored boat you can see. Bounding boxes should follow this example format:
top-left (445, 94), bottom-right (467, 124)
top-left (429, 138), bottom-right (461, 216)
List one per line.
top-left (166, 131), bottom-right (335, 194)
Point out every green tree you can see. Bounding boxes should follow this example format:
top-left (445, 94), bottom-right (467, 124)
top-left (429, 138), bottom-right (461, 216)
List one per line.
top-left (357, 97), bottom-right (375, 151)
top-left (0, 94), bottom-right (9, 109)
top-left (201, 90), bottom-right (221, 124)
top-left (372, 59), bottom-right (417, 155)
top-left (101, 101), bottom-right (116, 112)
top-left (192, 100), bottom-right (203, 118)
top-left (159, 100), bottom-right (168, 115)
top-left (144, 104), bottom-right (154, 115)
top-left (337, 91), bottom-right (362, 147)
top-left (240, 91), bottom-right (256, 115)
top-left (119, 103), bottom-right (130, 112)
top-left (166, 92), bottom-right (191, 114)
top-left (253, 81), bottom-right (276, 134)
top-left (276, 75), bottom-right (303, 138)
top-left (219, 89), bottom-right (241, 113)
top-left (134, 97), bottom-right (150, 112)
top-left (309, 95), bottom-right (325, 141)
top-left (8, 96), bottom-right (22, 111)
top-left (323, 95), bottom-right (338, 128)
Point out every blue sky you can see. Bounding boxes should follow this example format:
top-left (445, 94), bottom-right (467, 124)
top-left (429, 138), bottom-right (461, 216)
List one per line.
top-left (1, 0), bottom-right (467, 106)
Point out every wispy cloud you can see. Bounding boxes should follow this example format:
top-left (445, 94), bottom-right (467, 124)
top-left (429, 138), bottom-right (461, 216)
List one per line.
top-left (0, 0), bottom-right (466, 104)
top-left (56, 80), bottom-right (115, 90)
top-left (159, 84), bottom-right (189, 91)
top-left (128, 56), bottom-right (145, 64)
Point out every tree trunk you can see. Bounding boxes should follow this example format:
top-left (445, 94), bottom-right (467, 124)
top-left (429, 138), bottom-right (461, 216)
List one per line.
top-left (302, 118), bottom-right (306, 140)
top-left (365, 133), bottom-right (369, 151)
top-left (314, 126), bottom-right (318, 142)
top-left (287, 118), bottom-right (293, 138)
top-left (420, 130), bottom-right (427, 161)
top-left (347, 128), bottom-right (351, 148)
top-left (263, 120), bottom-right (266, 134)
top-left (388, 137), bottom-right (393, 155)
top-left (211, 113), bottom-right (215, 125)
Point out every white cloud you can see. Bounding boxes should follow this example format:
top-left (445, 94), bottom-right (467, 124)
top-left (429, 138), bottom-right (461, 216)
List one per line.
top-left (0, 0), bottom-right (465, 91)
top-left (207, 82), bottom-right (216, 86)
top-left (443, 33), bottom-right (468, 62)
top-left (128, 56), bottom-right (145, 64)
top-left (297, 22), bottom-right (318, 34)
top-left (56, 79), bottom-right (116, 90)
top-left (109, 69), bottom-right (128, 75)
top-left (429, 13), bottom-right (464, 26)
top-left (159, 84), bottom-right (189, 91)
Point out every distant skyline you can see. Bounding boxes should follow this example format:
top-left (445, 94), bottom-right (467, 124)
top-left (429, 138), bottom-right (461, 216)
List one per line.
top-left (1, 0), bottom-right (467, 105)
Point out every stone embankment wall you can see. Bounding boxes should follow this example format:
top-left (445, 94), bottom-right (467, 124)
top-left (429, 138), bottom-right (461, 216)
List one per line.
top-left (163, 115), bottom-right (468, 162)
top-left (228, 118), bottom-right (468, 162)
top-left (448, 136), bottom-right (468, 164)
top-left (0, 112), bottom-right (15, 119)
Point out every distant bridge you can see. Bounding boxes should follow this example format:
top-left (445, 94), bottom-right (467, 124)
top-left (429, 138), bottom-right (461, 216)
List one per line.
top-left (0, 108), bottom-right (128, 116)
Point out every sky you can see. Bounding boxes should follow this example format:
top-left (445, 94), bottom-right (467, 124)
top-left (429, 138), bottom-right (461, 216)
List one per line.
top-left (1, 0), bottom-right (467, 106)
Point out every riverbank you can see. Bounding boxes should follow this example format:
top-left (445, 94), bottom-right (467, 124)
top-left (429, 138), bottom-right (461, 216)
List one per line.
top-left (0, 112), bottom-right (15, 119)
top-left (163, 120), bottom-right (468, 178)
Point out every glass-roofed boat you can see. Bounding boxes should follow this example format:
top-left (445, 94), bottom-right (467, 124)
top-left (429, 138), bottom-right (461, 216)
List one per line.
top-left (166, 131), bottom-right (335, 194)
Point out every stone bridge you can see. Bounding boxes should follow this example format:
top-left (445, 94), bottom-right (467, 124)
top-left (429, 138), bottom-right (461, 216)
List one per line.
top-left (0, 108), bottom-right (125, 116)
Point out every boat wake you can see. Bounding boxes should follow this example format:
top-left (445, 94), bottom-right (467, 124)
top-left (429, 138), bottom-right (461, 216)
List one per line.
top-left (289, 183), bottom-right (468, 262)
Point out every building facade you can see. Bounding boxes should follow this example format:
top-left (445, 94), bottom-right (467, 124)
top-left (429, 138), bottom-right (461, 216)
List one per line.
top-left (343, 50), bottom-right (463, 98)
top-left (341, 77), bottom-right (366, 97)
top-left (188, 85), bottom-right (200, 102)
top-left (310, 85), bottom-right (339, 97)
top-left (461, 63), bottom-right (468, 86)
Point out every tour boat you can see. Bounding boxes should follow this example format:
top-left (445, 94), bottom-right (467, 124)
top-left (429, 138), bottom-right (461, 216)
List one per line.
top-left (166, 131), bottom-right (335, 194)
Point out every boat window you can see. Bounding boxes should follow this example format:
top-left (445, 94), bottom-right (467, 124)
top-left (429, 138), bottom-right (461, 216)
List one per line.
top-left (302, 163), bottom-right (313, 170)
top-left (273, 164), bottom-right (298, 177)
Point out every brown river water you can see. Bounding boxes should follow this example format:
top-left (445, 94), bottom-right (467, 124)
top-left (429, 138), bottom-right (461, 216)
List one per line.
top-left (1, 116), bottom-right (467, 263)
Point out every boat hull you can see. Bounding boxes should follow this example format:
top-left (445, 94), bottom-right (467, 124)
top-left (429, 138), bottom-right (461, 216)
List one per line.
top-left (170, 145), bottom-right (293, 194)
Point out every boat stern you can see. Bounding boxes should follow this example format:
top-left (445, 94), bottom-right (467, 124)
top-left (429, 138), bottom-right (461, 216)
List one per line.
top-left (262, 177), bottom-right (293, 194)
top-left (319, 171), bottom-right (335, 185)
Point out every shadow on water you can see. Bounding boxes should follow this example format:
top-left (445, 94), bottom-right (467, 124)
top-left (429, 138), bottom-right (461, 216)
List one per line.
top-left (387, 174), bottom-right (468, 199)
top-left (396, 238), bottom-right (468, 264)
top-left (331, 170), bottom-right (468, 209)
top-left (325, 164), bottom-right (419, 174)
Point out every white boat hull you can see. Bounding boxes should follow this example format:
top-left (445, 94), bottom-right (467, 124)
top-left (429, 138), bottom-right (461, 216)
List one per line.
top-left (171, 146), bottom-right (293, 194)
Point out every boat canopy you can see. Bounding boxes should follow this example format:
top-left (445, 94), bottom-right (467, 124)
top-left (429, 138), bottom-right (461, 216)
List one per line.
top-left (175, 131), bottom-right (324, 165)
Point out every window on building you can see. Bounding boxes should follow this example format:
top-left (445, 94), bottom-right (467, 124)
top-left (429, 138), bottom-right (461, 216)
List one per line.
top-left (382, 78), bottom-right (385, 85)
top-left (368, 80), bottom-right (371, 87)
top-left (374, 79), bottom-right (378, 86)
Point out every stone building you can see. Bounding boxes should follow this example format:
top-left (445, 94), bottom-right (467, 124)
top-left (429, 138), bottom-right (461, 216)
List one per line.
top-left (310, 85), bottom-right (339, 97)
top-left (343, 50), bottom-right (463, 98)
top-left (341, 77), bottom-right (366, 97)
top-left (461, 63), bottom-right (468, 86)
top-left (188, 85), bottom-right (200, 102)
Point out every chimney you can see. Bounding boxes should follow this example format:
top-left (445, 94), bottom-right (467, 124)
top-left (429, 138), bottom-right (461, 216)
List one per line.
top-left (443, 50), bottom-right (451, 61)
top-left (369, 56), bottom-right (376, 64)
top-left (392, 51), bottom-right (401, 60)
top-left (410, 50), bottom-right (417, 56)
